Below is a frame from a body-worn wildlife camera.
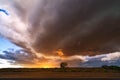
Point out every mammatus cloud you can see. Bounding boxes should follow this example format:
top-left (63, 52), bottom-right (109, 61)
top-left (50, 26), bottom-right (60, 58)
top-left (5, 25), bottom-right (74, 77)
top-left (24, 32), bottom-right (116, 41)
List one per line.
top-left (0, 0), bottom-right (120, 68)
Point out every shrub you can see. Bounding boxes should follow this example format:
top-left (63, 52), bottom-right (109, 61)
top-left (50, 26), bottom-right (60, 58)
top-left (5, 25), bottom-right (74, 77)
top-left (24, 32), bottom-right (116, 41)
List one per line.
top-left (60, 62), bottom-right (68, 68)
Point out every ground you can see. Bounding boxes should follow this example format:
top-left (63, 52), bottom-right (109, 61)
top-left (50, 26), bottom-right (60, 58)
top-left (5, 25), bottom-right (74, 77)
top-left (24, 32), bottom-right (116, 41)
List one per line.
top-left (0, 68), bottom-right (120, 78)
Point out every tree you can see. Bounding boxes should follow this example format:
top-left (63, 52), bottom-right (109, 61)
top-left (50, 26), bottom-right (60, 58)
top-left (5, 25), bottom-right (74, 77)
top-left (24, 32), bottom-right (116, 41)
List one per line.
top-left (60, 62), bottom-right (68, 68)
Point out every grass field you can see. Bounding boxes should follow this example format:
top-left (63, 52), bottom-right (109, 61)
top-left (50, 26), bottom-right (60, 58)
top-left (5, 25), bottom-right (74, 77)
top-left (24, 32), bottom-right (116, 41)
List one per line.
top-left (0, 68), bottom-right (120, 78)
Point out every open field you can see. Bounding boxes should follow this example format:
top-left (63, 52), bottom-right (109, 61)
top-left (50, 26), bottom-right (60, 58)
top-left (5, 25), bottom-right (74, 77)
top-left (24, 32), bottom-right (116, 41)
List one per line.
top-left (0, 72), bottom-right (120, 78)
top-left (0, 68), bottom-right (120, 78)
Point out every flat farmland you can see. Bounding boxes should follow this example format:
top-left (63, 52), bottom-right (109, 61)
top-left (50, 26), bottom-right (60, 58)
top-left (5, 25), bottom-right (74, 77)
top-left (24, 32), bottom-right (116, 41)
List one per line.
top-left (0, 72), bottom-right (120, 78)
top-left (0, 68), bottom-right (120, 78)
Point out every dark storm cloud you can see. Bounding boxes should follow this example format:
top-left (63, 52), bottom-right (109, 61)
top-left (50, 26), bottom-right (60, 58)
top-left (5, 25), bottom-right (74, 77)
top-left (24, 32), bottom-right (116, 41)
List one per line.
top-left (0, 49), bottom-right (35, 64)
top-left (27, 0), bottom-right (120, 56)
top-left (1, 0), bottom-right (120, 56)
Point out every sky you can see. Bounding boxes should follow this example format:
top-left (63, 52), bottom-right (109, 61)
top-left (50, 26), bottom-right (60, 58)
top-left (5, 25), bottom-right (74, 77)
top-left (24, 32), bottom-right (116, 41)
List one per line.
top-left (0, 36), bottom-right (21, 53)
top-left (0, 36), bottom-right (22, 68)
top-left (0, 0), bottom-right (120, 68)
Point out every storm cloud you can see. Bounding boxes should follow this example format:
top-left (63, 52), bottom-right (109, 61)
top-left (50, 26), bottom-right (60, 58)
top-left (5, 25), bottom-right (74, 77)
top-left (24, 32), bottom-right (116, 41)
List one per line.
top-left (1, 0), bottom-right (120, 56)
top-left (0, 49), bottom-right (85, 68)
top-left (0, 0), bottom-right (120, 67)
top-left (80, 52), bottom-right (120, 67)
top-left (29, 0), bottom-right (120, 56)
top-left (0, 49), bottom-right (120, 68)
top-left (0, 49), bottom-right (35, 64)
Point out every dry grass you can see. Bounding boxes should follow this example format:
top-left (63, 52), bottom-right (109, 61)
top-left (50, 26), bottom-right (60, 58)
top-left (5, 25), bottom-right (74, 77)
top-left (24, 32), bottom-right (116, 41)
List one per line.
top-left (0, 68), bottom-right (120, 78)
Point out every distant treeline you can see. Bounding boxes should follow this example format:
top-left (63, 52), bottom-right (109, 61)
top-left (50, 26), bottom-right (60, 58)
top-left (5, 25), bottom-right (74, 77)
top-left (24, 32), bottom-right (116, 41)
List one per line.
top-left (102, 65), bottom-right (120, 70)
top-left (0, 67), bottom-right (120, 72)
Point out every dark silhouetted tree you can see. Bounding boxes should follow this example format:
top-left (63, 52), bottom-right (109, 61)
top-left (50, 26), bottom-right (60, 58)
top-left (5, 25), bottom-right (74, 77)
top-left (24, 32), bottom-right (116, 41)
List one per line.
top-left (60, 62), bottom-right (68, 68)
